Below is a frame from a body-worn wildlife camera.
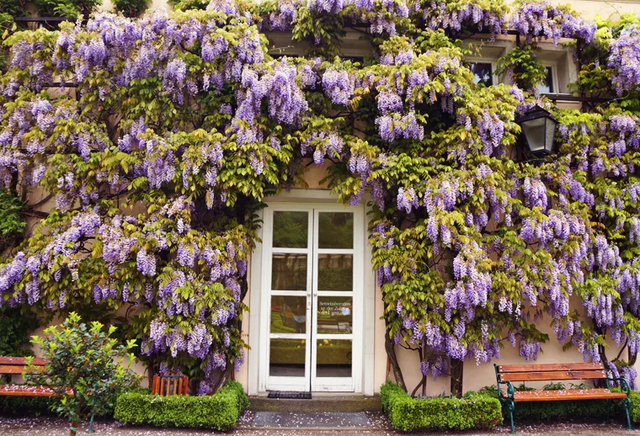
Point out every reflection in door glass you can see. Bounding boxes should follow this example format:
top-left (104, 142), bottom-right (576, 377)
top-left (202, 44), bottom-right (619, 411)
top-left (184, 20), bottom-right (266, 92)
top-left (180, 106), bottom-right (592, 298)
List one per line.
top-left (270, 339), bottom-right (306, 377)
top-left (273, 211), bottom-right (308, 248)
top-left (318, 213), bottom-right (353, 249)
top-left (271, 254), bottom-right (307, 290)
top-left (317, 297), bottom-right (352, 334)
top-left (271, 296), bottom-right (307, 333)
top-left (317, 254), bottom-right (352, 292)
top-left (316, 339), bottom-right (352, 377)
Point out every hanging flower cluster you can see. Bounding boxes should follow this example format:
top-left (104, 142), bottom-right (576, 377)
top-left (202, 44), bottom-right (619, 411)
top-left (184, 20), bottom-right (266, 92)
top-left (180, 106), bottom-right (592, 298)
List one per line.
top-left (608, 25), bottom-right (640, 95)
top-left (510, 1), bottom-right (596, 44)
top-left (422, 0), bottom-right (507, 37)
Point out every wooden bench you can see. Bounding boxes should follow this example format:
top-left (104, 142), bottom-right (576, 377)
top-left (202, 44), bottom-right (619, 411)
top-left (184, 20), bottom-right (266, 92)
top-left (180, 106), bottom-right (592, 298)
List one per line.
top-left (495, 363), bottom-right (632, 433)
top-left (0, 356), bottom-right (61, 397)
top-left (0, 356), bottom-right (90, 432)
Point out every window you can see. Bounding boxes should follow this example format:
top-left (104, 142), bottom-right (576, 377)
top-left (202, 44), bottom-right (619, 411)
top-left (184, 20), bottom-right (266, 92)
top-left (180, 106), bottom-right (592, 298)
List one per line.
top-left (537, 66), bottom-right (555, 94)
top-left (470, 62), bottom-right (493, 87)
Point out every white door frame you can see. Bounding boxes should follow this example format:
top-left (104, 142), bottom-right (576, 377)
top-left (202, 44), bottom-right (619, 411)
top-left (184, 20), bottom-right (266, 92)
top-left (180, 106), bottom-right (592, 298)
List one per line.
top-left (247, 190), bottom-right (375, 395)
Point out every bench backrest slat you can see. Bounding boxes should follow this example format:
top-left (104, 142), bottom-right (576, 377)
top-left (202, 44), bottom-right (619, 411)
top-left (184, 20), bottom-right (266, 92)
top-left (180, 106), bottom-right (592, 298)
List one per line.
top-left (499, 369), bottom-right (607, 382)
top-left (0, 357), bottom-right (48, 366)
top-left (496, 363), bottom-right (607, 383)
top-left (498, 363), bottom-right (604, 373)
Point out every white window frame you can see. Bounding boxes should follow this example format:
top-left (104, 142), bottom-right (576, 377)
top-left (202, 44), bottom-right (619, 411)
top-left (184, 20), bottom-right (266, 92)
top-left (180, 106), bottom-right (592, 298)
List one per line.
top-left (538, 62), bottom-right (560, 94)
top-left (247, 190), bottom-right (374, 395)
top-left (465, 58), bottom-right (499, 87)
top-left (535, 41), bottom-right (575, 95)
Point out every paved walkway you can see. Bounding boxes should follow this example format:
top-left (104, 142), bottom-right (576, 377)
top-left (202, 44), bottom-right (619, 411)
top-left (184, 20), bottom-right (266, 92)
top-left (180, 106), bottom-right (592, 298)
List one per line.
top-left (0, 416), bottom-right (635, 435)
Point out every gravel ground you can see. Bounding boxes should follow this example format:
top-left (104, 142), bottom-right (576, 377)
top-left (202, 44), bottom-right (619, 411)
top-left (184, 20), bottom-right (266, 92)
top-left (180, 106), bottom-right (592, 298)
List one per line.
top-left (0, 415), bottom-right (635, 436)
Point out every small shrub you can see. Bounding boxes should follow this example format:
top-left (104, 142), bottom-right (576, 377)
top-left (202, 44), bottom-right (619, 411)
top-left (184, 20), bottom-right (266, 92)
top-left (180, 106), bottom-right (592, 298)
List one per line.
top-left (380, 382), bottom-right (502, 432)
top-left (542, 382), bottom-right (566, 391)
top-left (628, 391), bottom-right (640, 423)
top-left (25, 312), bottom-right (139, 436)
top-left (0, 386), bottom-right (147, 418)
top-left (114, 380), bottom-right (249, 431)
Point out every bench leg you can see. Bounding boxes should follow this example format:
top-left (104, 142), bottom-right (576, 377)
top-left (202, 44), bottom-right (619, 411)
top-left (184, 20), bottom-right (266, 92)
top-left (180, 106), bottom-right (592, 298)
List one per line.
top-left (624, 398), bottom-right (633, 431)
top-left (507, 401), bottom-right (516, 434)
top-left (87, 415), bottom-right (95, 433)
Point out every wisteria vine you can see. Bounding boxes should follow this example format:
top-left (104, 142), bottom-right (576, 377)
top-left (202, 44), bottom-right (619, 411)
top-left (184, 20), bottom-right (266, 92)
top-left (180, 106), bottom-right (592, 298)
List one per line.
top-left (1, 0), bottom-right (640, 396)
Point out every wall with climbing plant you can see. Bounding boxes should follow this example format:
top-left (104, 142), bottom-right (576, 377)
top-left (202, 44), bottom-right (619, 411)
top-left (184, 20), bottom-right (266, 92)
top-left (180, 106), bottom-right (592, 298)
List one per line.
top-left (2, 0), bottom-right (640, 397)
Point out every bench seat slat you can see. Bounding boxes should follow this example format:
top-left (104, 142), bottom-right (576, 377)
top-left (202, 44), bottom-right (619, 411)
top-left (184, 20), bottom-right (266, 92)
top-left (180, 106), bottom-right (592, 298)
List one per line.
top-left (0, 385), bottom-right (73, 397)
top-left (498, 363), bottom-right (604, 373)
top-left (499, 370), bottom-right (606, 382)
top-left (0, 385), bottom-right (68, 397)
top-left (512, 389), bottom-right (627, 402)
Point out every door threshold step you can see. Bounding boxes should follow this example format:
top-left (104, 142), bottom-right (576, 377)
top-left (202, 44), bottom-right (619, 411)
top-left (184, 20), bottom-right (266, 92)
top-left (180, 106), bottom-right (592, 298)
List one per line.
top-left (249, 411), bottom-right (372, 428)
top-left (250, 395), bottom-right (381, 412)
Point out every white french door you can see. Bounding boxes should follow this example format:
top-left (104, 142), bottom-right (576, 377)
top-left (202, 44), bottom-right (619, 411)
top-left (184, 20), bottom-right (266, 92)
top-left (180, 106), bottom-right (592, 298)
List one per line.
top-left (260, 204), bottom-right (364, 392)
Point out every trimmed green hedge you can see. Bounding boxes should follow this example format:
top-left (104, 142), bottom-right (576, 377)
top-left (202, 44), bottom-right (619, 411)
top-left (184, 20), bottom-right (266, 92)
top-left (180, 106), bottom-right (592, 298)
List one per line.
top-left (381, 382), bottom-right (502, 432)
top-left (0, 387), bottom-right (150, 418)
top-left (114, 381), bottom-right (249, 431)
top-left (631, 391), bottom-right (640, 423)
top-left (0, 396), bottom-right (55, 417)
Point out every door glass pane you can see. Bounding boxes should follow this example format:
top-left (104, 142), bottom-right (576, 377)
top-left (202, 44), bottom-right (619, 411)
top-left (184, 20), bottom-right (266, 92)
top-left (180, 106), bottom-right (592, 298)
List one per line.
top-left (271, 296), bottom-right (307, 333)
top-left (318, 212), bottom-right (353, 249)
top-left (317, 297), bottom-right (352, 334)
top-left (271, 254), bottom-right (306, 290)
top-left (317, 254), bottom-right (352, 292)
top-left (273, 211), bottom-right (308, 248)
top-left (316, 339), bottom-right (352, 377)
top-left (270, 339), bottom-right (306, 377)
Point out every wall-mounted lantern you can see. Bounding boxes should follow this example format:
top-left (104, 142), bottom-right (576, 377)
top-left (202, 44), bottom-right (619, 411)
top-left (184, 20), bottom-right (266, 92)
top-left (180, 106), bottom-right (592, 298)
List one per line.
top-left (517, 105), bottom-right (557, 158)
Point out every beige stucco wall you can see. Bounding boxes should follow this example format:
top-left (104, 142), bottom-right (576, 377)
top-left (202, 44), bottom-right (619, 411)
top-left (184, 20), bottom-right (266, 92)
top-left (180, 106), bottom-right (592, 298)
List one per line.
top-left (552, 0), bottom-right (640, 20)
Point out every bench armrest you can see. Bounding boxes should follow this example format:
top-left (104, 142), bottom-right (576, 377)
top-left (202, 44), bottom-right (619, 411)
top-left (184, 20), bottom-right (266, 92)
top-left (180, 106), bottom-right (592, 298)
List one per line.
top-left (608, 377), bottom-right (631, 396)
top-left (497, 380), bottom-right (515, 402)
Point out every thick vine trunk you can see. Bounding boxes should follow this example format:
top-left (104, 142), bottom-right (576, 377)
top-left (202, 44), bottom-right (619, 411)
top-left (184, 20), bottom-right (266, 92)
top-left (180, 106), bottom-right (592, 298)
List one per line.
top-left (450, 359), bottom-right (463, 398)
top-left (410, 347), bottom-right (426, 397)
top-left (411, 375), bottom-right (426, 398)
top-left (384, 330), bottom-right (407, 391)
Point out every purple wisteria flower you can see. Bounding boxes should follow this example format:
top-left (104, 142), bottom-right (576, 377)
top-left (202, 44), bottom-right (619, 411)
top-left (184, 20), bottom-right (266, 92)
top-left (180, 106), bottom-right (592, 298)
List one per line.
top-left (609, 27), bottom-right (640, 94)
top-left (511, 2), bottom-right (596, 45)
top-left (322, 68), bottom-right (354, 106)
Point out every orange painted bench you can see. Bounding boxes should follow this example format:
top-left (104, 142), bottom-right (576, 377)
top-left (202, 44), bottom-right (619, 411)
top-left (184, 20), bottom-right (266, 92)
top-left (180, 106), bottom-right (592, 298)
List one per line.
top-left (0, 356), bottom-right (67, 397)
top-left (0, 356), bottom-right (92, 433)
top-left (495, 362), bottom-right (632, 433)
